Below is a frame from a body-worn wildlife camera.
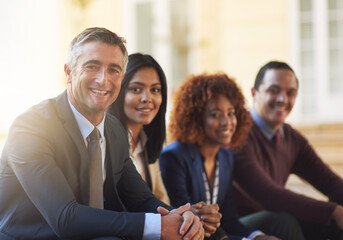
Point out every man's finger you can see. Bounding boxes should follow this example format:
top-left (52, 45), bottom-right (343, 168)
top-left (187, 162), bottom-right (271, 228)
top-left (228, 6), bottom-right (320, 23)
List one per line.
top-left (187, 223), bottom-right (204, 240)
top-left (157, 206), bottom-right (170, 216)
top-left (182, 214), bottom-right (203, 240)
top-left (179, 211), bottom-right (194, 235)
top-left (172, 203), bottom-right (191, 216)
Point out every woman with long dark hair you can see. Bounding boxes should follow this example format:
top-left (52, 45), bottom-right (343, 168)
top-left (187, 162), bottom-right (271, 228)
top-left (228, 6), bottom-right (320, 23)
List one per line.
top-left (108, 53), bottom-right (169, 203)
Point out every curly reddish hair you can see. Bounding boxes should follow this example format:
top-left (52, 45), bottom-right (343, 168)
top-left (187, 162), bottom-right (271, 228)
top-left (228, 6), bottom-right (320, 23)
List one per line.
top-left (169, 73), bottom-right (252, 149)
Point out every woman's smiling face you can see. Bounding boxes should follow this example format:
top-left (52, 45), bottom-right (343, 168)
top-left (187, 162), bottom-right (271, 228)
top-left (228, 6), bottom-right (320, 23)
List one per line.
top-left (203, 94), bottom-right (237, 147)
top-left (124, 67), bottom-right (162, 129)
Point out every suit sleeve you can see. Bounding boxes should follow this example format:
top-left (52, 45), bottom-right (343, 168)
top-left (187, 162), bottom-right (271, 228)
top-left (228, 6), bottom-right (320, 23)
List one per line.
top-left (6, 112), bottom-right (147, 239)
top-left (116, 155), bottom-right (171, 213)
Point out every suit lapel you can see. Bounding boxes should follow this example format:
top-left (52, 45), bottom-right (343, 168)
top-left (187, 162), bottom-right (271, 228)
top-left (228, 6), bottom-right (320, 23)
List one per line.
top-left (103, 116), bottom-right (128, 211)
top-left (54, 91), bottom-right (90, 203)
top-left (188, 144), bottom-right (206, 201)
top-left (104, 118), bottom-right (120, 176)
top-left (216, 148), bottom-right (232, 206)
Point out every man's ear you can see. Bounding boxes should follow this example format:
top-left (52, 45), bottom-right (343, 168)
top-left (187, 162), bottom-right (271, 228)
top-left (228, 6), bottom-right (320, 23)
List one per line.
top-left (64, 64), bottom-right (72, 83)
top-left (251, 87), bottom-right (257, 98)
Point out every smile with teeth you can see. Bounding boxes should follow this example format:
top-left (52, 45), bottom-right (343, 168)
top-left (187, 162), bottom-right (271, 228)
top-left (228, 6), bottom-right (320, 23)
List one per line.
top-left (91, 89), bottom-right (108, 95)
top-left (218, 129), bottom-right (233, 135)
top-left (273, 105), bottom-right (289, 113)
top-left (137, 108), bottom-right (153, 112)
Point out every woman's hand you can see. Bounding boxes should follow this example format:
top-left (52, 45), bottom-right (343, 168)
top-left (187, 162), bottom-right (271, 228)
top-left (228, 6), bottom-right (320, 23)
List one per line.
top-left (191, 201), bottom-right (222, 237)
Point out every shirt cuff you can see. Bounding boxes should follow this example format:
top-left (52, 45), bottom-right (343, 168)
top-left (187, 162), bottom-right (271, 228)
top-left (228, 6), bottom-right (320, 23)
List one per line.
top-left (142, 213), bottom-right (161, 240)
top-left (248, 230), bottom-right (265, 239)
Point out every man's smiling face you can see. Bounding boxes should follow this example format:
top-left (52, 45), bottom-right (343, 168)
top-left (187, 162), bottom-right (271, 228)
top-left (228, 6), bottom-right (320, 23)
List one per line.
top-left (252, 68), bottom-right (298, 130)
top-left (65, 41), bottom-right (125, 125)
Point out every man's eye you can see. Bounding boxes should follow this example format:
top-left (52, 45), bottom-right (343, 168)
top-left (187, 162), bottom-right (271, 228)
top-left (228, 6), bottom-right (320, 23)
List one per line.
top-left (86, 65), bottom-right (97, 70)
top-left (288, 91), bottom-right (297, 98)
top-left (269, 88), bottom-right (279, 94)
top-left (109, 68), bottom-right (119, 74)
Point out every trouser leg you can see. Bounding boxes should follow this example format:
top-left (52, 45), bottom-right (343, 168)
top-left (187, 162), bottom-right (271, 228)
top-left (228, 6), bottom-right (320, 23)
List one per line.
top-left (91, 237), bottom-right (123, 240)
top-left (240, 211), bottom-right (305, 240)
top-left (298, 219), bottom-right (343, 240)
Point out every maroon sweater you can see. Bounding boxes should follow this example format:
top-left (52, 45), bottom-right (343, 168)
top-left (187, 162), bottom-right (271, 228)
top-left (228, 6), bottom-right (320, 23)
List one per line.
top-left (233, 122), bottom-right (343, 224)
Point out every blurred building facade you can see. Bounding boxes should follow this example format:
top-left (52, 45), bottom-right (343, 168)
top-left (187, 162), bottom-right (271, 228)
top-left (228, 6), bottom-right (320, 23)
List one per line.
top-left (1, 0), bottom-right (343, 160)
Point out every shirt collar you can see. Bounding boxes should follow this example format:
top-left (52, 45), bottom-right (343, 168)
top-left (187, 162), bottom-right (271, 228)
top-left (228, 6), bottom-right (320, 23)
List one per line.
top-left (68, 99), bottom-right (105, 141)
top-left (251, 108), bottom-right (284, 141)
top-left (128, 129), bottom-right (148, 155)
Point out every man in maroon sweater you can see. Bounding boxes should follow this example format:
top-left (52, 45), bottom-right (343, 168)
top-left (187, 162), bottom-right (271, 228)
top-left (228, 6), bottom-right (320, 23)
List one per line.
top-left (233, 61), bottom-right (343, 240)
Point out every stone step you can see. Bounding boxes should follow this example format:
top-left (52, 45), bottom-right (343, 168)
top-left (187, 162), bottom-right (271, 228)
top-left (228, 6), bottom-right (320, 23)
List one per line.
top-left (286, 123), bottom-right (343, 200)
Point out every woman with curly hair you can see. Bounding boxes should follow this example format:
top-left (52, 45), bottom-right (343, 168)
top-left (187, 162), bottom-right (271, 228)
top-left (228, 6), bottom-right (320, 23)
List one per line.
top-left (108, 53), bottom-right (169, 204)
top-left (160, 73), bottom-right (298, 240)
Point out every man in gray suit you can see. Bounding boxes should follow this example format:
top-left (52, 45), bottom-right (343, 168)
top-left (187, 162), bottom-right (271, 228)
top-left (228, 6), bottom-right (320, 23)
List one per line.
top-left (0, 27), bottom-right (203, 240)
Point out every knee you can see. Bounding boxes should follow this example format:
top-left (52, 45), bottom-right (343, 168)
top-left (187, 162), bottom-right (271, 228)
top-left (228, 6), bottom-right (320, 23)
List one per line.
top-left (269, 211), bottom-right (299, 226)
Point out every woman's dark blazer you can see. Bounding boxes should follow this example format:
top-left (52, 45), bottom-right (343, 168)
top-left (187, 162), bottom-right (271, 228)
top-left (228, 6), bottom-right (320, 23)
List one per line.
top-left (160, 141), bottom-right (252, 239)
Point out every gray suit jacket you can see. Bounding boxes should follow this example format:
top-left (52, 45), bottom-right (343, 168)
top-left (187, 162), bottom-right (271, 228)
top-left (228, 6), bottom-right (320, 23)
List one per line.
top-left (0, 91), bottom-right (168, 240)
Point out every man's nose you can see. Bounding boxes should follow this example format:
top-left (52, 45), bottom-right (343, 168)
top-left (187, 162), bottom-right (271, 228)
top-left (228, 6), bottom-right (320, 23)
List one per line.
top-left (276, 91), bottom-right (287, 102)
top-left (96, 67), bottom-right (108, 84)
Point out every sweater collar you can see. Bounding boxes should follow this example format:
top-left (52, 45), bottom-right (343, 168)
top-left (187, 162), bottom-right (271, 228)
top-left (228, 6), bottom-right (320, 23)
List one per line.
top-left (251, 109), bottom-right (284, 141)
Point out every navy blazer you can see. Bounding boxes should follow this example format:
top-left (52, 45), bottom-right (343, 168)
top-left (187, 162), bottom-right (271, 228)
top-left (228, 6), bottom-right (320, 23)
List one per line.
top-left (0, 91), bottom-right (169, 239)
top-left (160, 141), bottom-right (252, 239)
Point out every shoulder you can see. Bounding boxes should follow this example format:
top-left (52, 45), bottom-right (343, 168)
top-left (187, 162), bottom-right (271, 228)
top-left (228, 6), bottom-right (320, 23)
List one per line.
top-left (105, 113), bottom-right (128, 139)
top-left (283, 123), bottom-right (309, 144)
top-left (3, 96), bottom-right (63, 164)
top-left (161, 141), bottom-right (189, 153)
top-left (218, 147), bottom-right (233, 158)
top-left (218, 147), bottom-right (234, 164)
top-left (10, 97), bottom-right (59, 136)
top-left (283, 123), bottom-right (302, 136)
top-left (160, 141), bottom-right (191, 164)
top-left (106, 112), bottom-right (124, 128)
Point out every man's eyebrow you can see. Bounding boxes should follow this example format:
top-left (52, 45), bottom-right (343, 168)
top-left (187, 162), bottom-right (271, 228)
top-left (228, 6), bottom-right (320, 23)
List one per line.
top-left (82, 60), bottom-right (101, 67)
top-left (109, 63), bottom-right (122, 71)
top-left (268, 84), bottom-right (281, 89)
top-left (82, 60), bottom-right (122, 71)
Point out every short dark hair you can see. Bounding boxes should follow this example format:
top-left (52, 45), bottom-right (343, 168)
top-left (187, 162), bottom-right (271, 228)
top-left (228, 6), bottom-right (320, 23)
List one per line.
top-left (254, 61), bottom-right (299, 90)
top-left (108, 53), bottom-right (167, 163)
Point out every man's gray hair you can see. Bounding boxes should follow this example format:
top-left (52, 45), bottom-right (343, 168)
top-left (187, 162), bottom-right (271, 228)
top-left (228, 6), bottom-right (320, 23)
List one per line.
top-left (66, 27), bottom-right (128, 73)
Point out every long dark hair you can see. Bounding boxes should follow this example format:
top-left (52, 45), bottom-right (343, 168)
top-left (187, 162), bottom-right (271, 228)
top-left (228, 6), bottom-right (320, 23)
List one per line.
top-left (108, 53), bottom-right (167, 163)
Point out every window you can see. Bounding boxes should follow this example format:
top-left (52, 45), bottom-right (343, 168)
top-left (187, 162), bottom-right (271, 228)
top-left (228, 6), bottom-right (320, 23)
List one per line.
top-left (328, 0), bottom-right (343, 93)
top-left (294, 0), bottom-right (343, 122)
top-left (299, 0), bottom-right (315, 116)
